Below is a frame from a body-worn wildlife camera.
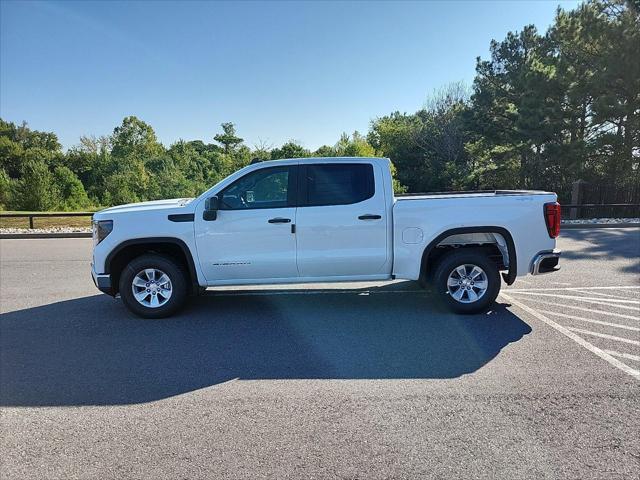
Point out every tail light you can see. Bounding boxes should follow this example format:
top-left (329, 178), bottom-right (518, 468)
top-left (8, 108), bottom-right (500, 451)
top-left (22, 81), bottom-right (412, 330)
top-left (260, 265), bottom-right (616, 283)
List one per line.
top-left (544, 202), bottom-right (561, 238)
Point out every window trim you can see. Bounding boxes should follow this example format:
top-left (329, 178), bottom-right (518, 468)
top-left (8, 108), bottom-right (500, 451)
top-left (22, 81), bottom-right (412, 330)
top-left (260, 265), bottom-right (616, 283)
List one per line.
top-left (218, 165), bottom-right (298, 211)
top-left (298, 163), bottom-right (375, 208)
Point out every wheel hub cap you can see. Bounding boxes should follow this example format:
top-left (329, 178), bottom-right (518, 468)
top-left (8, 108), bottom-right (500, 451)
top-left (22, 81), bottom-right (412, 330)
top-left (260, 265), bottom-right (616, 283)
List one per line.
top-left (132, 268), bottom-right (173, 308)
top-left (446, 264), bottom-right (488, 304)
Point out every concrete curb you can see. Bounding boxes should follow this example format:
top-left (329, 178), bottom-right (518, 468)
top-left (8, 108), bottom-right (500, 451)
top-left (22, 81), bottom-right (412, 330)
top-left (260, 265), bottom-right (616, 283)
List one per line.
top-left (561, 223), bottom-right (640, 229)
top-left (0, 232), bottom-right (92, 239)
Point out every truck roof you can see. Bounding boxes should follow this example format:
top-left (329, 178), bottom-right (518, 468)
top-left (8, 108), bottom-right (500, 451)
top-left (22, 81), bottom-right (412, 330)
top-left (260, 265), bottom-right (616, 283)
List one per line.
top-left (253, 156), bottom-right (389, 163)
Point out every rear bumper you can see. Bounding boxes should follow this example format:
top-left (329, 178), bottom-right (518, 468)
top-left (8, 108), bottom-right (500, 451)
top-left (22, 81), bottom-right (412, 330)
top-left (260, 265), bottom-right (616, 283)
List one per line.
top-left (91, 264), bottom-right (114, 295)
top-left (530, 250), bottom-right (561, 275)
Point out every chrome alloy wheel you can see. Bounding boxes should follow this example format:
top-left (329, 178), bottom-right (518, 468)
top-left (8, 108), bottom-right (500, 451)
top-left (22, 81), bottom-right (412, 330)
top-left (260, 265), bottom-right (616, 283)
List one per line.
top-left (446, 264), bottom-right (489, 304)
top-left (131, 268), bottom-right (173, 308)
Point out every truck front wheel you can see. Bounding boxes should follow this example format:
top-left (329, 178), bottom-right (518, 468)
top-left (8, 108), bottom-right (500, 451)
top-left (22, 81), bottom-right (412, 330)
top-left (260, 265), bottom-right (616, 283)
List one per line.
top-left (433, 249), bottom-right (501, 314)
top-left (119, 254), bottom-right (188, 319)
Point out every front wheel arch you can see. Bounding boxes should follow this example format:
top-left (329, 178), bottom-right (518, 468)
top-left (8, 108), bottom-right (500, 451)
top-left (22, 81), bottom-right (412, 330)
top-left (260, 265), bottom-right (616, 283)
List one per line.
top-left (105, 238), bottom-right (199, 295)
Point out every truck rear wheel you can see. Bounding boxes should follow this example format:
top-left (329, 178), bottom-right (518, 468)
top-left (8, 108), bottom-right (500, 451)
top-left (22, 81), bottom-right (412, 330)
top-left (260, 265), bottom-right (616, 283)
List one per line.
top-left (119, 254), bottom-right (188, 319)
top-left (433, 248), bottom-right (501, 314)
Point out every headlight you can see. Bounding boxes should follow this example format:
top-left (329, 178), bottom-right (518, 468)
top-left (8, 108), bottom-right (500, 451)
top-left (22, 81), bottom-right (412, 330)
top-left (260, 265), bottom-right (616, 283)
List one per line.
top-left (92, 220), bottom-right (113, 245)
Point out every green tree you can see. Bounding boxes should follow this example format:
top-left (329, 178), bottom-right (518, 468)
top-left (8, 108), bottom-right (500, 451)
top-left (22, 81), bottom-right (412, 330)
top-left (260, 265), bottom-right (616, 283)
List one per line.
top-left (0, 169), bottom-right (12, 209)
top-left (214, 122), bottom-right (244, 153)
top-left (369, 112), bottom-right (424, 191)
top-left (2, 0), bottom-right (636, 210)
top-left (467, 0), bottom-right (639, 197)
top-left (0, 119), bottom-right (64, 178)
top-left (335, 131), bottom-right (376, 157)
top-left (11, 159), bottom-right (60, 211)
top-left (111, 116), bottom-right (164, 159)
top-left (369, 83), bottom-right (471, 193)
top-left (551, 0), bottom-right (640, 186)
top-left (167, 141), bottom-right (210, 195)
top-left (53, 166), bottom-right (91, 210)
top-left (251, 139), bottom-right (273, 161)
top-left (467, 25), bottom-right (559, 190)
top-left (0, 135), bottom-right (24, 178)
top-left (389, 161), bottom-right (408, 194)
top-left (270, 141), bottom-right (310, 160)
top-left (146, 154), bottom-right (196, 199)
top-left (313, 145), bottom-right (337, 157)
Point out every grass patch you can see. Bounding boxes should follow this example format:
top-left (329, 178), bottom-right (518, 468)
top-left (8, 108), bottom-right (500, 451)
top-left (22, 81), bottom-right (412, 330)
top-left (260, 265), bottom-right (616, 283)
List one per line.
top-left (0, 211), bottom-right (94, 229)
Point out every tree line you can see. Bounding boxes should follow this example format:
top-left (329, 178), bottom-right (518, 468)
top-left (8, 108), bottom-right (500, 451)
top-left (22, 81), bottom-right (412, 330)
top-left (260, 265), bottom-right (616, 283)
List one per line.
top-left (1, 0), bottom-right (637, 211)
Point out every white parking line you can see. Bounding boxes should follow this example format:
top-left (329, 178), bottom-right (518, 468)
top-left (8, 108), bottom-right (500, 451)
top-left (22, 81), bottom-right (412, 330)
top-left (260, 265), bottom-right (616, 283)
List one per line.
top-left (500, 293), bottom-right (640, 381)
top-left (603, 350), bottom-right (640, 362)
top-left (573, 289), bottom-right (638, 300)
top-left (566, 327), bottom-right (640, 346)
top-left (504, 292), bottom-right (640, 313)
top-left (507, 291), bottom-right (639, 305)
top-left (537, 310), bottom-right (640, 332)
top-left (506, 286), bottom-right (640, 292)
top-left (505, 298), bottom-right (640, 321)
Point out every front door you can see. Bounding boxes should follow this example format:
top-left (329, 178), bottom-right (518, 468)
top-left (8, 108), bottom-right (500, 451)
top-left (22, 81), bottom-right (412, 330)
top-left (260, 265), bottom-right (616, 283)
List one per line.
top-left (195, 165), bottom-right (298, 283)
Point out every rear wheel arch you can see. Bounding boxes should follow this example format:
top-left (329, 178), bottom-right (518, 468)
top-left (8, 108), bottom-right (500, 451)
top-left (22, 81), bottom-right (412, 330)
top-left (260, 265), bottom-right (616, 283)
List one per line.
top-left (419, 226), bottom-right (517, 286)
top-left (105, 237), bottom-right (199, 295)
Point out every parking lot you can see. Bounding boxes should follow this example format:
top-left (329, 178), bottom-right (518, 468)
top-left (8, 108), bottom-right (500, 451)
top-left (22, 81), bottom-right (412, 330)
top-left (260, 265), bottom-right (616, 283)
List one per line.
top-left (1, 228), bottom-right (638, 479)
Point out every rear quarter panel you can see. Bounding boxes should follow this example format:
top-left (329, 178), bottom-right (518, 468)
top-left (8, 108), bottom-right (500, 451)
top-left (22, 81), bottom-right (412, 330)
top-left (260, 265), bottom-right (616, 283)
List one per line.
top-left (392, 194), bottom-right (558, 280)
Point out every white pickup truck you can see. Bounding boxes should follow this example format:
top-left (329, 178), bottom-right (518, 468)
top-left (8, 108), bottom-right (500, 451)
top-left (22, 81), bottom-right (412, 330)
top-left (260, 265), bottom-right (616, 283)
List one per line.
top-left (91, 157), bottom-right (561, 318)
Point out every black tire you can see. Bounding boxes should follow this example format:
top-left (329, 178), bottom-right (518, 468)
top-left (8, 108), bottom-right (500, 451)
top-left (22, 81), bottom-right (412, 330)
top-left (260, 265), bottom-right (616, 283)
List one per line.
top-left (119, 254), bottom-right (188, 319)
top-left (433, 248), bottom-right (501, 314)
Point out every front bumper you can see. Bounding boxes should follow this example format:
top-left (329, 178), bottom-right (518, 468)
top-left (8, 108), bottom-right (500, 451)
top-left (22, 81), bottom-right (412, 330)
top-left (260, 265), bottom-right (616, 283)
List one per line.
top-left (91, 264), bottom-right (114, 295)
top-left (530, 249), bottom-right (561, 275)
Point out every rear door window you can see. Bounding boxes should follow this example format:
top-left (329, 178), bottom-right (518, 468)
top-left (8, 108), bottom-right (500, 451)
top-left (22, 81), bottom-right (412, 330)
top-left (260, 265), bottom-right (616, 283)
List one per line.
top-left (303, 163), bottom-right (374, 207)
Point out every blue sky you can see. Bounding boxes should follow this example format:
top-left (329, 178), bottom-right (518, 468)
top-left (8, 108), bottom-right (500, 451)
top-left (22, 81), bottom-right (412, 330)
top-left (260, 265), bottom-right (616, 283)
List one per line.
top-left (1, 0), bottom-right (579, 151)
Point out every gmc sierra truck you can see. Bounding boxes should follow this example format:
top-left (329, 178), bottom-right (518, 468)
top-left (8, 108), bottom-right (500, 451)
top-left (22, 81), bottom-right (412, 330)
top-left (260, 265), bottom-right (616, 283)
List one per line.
top-left (91, 157), bottom-right (561, 318)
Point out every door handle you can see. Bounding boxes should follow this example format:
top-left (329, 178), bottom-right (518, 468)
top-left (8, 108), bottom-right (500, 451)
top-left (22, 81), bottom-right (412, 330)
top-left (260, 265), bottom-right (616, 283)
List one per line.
top-left (358, 214), bottom-right (382, 220)
top-left (268, 217), bottom-right (291, 223)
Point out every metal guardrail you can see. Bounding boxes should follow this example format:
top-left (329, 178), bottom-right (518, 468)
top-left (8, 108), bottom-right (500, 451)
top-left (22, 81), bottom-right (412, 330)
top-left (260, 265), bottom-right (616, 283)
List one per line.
top-left (562, 203), bottom-right (640, 207)
top-left (0, 212), bottom-right (93, 229)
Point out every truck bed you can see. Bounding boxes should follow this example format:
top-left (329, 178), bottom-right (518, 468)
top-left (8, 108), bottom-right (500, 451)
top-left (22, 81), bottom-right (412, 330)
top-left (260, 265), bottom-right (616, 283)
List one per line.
top-left (395, 190), bottom-right (553, 201)
top-left (391, 189), bottom-right (558, 282)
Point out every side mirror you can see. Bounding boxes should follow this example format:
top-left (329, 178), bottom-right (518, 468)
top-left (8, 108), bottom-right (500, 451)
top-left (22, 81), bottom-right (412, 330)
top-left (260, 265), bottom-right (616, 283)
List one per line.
top-left (203, 195), bottom-right (219, 221)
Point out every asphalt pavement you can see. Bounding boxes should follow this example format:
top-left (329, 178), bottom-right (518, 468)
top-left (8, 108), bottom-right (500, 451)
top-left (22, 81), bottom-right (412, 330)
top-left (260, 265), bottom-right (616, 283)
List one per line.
top-left (1, 229), bottom-right (638, 479)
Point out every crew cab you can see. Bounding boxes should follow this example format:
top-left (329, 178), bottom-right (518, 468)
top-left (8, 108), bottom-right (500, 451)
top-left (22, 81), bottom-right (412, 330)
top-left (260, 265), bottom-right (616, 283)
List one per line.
top-left (91, 157), bottom-right (561, 318)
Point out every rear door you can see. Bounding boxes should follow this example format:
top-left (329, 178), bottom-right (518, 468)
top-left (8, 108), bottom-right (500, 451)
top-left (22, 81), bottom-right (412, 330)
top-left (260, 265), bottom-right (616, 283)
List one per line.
top-left (295, 162), bottom-right (388, 278)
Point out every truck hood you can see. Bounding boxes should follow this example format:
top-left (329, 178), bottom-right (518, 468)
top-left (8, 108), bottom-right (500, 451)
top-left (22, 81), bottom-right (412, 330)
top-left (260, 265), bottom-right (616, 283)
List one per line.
top-left (95, 198), bottom-right (194, 217)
